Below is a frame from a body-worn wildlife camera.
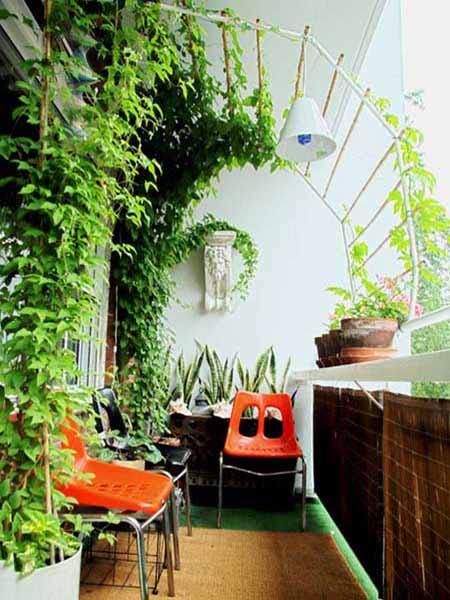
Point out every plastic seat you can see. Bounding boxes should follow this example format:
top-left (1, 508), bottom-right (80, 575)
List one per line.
top-left (217, 391), bottom-right (307, 530)
top-left (224, 392), bottom-right (303, 459)
top-left (59, 416), bottom-right (175, 599)
top-left (93, 387), bottom-right (193, 540)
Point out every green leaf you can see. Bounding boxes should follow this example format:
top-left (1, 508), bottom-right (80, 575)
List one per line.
top-left (19, 183), bottom-right (36, 195)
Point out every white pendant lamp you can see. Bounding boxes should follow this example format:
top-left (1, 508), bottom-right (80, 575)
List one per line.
top-left (278, 96), bottom-right (336, 163)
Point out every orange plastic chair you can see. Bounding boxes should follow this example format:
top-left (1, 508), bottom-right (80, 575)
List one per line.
top-left (217, 391), bottom-right (307, 530)
top-left (59, 416), bottom-right (176, 599)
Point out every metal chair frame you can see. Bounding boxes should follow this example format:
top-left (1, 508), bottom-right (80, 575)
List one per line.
top-left (78, 502), bottom-right (174, 599)
top-left (168, 464), bottom-right (193, 538)
top-left (217, 454), bottom-right (307, 531)
top-left (94, 387), bottom-right (193, 540)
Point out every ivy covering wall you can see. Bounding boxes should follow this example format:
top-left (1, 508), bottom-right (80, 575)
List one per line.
top-left (113, 2), bottom-right (283, 432)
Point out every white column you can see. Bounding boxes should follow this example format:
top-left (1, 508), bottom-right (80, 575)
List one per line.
top-left (289, 377), bottom-right (315, 497)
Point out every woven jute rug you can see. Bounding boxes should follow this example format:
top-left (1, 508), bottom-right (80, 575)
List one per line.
top-left (80, 528), bottom-right (367, 599)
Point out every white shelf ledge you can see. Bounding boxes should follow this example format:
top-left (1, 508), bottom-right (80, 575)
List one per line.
top-left (292, 349), bottom-right (450, 383)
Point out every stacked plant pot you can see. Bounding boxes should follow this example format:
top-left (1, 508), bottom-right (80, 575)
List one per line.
top-left (315, 318), bottom-right (398, 367)
top-left (340, 318), bottom-right (398, 364)
top-left (315, 329), bottom-right (342, 367)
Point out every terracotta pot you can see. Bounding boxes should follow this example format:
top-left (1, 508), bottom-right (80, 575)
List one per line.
top-left (340, 346), bottom-right (398, 364)
top-left (328, 329), bottom-right (342, 364)
top-left (321, 333), bottom-right (332, 358)
top-left (341, 318), bottom-right (398, 349)
top-left (322, 357), bottom-right (335, 367)
top-left (314, 336), bottom-right (325, 360)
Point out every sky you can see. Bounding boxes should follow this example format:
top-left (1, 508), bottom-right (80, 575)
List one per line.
top-left (402, 0), bottom-right (450, 210)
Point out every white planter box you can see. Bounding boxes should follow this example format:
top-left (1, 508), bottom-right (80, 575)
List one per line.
top-left (0, 545), bottom-right (82, 600)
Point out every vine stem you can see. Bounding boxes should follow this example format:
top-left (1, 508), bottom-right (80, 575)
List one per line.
top-left (221, 11), bottom-right (232, 100)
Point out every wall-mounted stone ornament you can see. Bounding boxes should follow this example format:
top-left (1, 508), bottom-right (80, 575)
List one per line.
top-left (204, 231), bottom-right (236, 312)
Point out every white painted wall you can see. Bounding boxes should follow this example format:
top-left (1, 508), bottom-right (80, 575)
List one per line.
top-left (168, 0), bottom-right (406, 369)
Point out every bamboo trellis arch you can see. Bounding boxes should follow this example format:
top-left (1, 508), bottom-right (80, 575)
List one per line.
top-left (158, 2), bottom-right (420, 320)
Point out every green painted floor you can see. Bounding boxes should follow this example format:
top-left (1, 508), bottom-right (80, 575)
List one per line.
top-left (182, 498), bottom-right (379, 600)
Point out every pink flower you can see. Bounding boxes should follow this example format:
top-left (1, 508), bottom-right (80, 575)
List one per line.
top-left (415, 303), bottom-right (424, 318)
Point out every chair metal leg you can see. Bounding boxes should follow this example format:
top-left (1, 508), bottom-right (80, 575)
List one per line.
top-left (301, 458), bottom-right (307, 532)
top-left (217, 451), bottom-right (223, 529)
top-left (123, 516), bottom-right (148, 600)
top-left (170, 490), bottom-right (181, 570)
top-left (163, 505), bottom-right (175, 597)
top-left (184, 465), bottom-right (193, 536)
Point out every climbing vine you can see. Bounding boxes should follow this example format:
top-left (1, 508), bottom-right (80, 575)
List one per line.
top-left (0, 0), bottom-right (178, 572)
top-left (115, 1), bottom-right (281, 433)
top-left (329, 94), bottom-right (450, 324)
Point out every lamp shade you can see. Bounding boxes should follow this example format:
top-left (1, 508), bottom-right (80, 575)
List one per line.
top-left (278, 96), bottom-right (336, 162)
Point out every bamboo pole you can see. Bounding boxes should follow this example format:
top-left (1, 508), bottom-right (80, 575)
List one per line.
top-left (305, 53), bottom-right (344, 177)
top-left (43, 421), bottom-right (55, 565)
top-left (40, 0), bottom-right (55, 566)
top-left (362, 204), bottom-right (419, 269)
top-left (256, 18), bottom-right (263, 115)
top-left (221, 11), bottom-right (232, 99)
top-left (323, 88), bottom-right (370, 198)
top-left (294, 26), bottom-right (310, 99)
top-left (323, 53), bottom-right (344, 117)
top-left (182, 0), bottom-right (198, 79)
top-left (342, 222), bottom-right (356, 301)
top-left (38, 0), bottom-right (52, 169)
top-left (349, 179), bottom-right (401, 247)
top-left (294, 165), bottom-right (341, 222)
top-left (342, 134), bottom-right (402, 222)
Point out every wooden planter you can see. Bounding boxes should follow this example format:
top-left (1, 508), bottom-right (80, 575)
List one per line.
top-left (169, 414), bottom-right (296, 506)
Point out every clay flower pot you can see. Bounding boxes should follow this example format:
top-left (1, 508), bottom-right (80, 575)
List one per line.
top-left (340, 346), bottom-right (398, 364)
top-left (328, 329), bottom-right (342, 366)
top-left (314, 336), bottom-right (325, 358)
top-left (341, 318), bottom-right (398, 349)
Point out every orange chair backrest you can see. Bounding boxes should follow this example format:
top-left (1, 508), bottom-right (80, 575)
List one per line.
top-left (60, 415), bottom-right (88, 465)
top-left (225, 391), bottom-right (296, 455)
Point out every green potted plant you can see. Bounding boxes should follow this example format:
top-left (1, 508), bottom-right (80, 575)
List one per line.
top-left (168, 350), bottom-right (204, 415)
top-left (328, 275), bottom-right (424, 363)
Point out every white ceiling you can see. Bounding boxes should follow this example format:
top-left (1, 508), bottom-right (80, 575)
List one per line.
top-left (203, 0), bottom-right (388, 132)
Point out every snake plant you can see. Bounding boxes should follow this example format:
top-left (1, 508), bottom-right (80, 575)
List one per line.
top-left (265, 347), bottom-right (292, 393)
